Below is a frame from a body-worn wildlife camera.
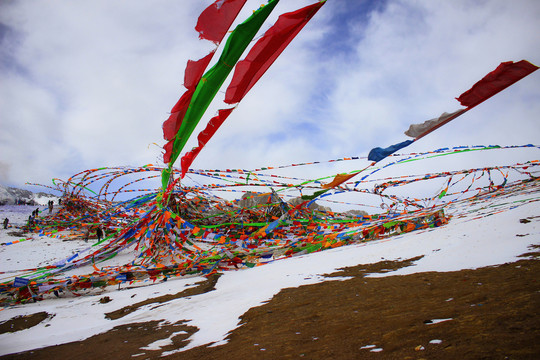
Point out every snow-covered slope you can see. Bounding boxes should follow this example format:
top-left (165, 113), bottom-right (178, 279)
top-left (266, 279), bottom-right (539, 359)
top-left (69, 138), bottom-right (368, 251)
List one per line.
top-left (0, 184), bottom-right (58, 206)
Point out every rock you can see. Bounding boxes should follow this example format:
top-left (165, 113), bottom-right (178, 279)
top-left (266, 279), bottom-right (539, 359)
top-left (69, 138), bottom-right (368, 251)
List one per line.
top-left (99, 296), bottom-right (112, 304)
top-left (344, 209), bottom-right (369, 218)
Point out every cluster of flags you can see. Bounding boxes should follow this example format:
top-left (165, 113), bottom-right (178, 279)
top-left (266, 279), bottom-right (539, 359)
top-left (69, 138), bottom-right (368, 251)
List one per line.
top-left (368, 60), bottom-right (538, 163)
top-left (159, 1), bottom-right (537, 204)
top-left (162, 0), bottom-right (326, 188)
top-left (313, 60), bottom-right (538, 197)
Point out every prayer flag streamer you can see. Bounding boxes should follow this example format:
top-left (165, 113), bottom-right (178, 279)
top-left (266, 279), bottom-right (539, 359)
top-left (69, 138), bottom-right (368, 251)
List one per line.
top-left (456, 60), bottom-right (538, 108)
top-left (368, 140), bottom-right (414, 162)
top-left (181, 108), bottom-right (235, 178)
top-left (404, 109), bottom-right (466, 138)
top-left (224, 0), bottom-right (326, 104)
top-left (196, 0), bottom-right (248, 44)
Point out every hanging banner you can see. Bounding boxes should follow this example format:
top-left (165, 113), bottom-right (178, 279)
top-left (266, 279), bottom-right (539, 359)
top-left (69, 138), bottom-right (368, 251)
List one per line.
top-left (181, 0), bottom-right (326, 176)
top-left (322, 173), bottom-right (358, 189)
top-left (162, 0), bottom-right (249, 161)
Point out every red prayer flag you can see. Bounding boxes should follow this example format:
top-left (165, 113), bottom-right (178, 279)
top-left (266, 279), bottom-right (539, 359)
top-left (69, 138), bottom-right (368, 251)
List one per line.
top-left (224, 0), bottom-right (326, 104)
top-left (163, 52), bottom-right (216, 142)
top-left (163, 139), bottom-right (174, 164)
top-left (163, 89), bottom-right (194, 141)
top-left (184, 51), bottom-right (215, 91)
top-left (196, 0), bottom-right (248, 44)
top-left (180, 108), bottom-right (235, 177)
top-left (456, 60), bottom-right (538, 108)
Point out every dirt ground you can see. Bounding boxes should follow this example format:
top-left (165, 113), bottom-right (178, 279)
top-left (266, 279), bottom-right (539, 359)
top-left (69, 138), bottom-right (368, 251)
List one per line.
top-left (1, 246), bottom-right (539, 360)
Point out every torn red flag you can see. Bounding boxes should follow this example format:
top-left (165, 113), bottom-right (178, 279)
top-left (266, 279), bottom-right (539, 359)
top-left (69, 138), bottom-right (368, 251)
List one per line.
top-left (163, 139), bottom-right (174, 164)
top-left (183, 51), bottom-right (215, 91)
top-left (163, 90), bottom-right (194, 141)
top-left (196, 0), bottom-right (248, 44)
top-left (456, 60), bottom-right (538, 108)
top-left (180, 108), bottom-right (235, 177)
top-left (163, 51), bottom-right (216, 142)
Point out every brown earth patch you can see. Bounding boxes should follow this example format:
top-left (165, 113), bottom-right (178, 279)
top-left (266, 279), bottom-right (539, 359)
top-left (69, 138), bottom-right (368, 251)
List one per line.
top-left (6, 231), bottom-right (25, 238)
top-left (0, 312), bottom-right (50, 334)
top-left (1, 320), bottom-right (197, 360)
top-left (2, 249), bottom-right (539, 360)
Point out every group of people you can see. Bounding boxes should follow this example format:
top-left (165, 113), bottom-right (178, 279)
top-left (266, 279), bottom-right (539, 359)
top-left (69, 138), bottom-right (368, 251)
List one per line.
top-left (83, 226), bottom-right (104, 242)
top-left (3, 207), bottom-right (43, 230)
top-left (3, 206), bottom-right (105, 244)
top-left (26, 207), bottom-right (42, 228)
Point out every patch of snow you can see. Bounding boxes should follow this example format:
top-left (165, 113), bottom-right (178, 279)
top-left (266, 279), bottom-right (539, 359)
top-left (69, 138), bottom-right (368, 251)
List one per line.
top-left (425, 318), bottom-right (453, 325)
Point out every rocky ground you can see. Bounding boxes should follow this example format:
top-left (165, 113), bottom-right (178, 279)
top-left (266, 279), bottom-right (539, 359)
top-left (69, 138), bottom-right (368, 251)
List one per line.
top-left (1, 246), bottom-right (538, 360)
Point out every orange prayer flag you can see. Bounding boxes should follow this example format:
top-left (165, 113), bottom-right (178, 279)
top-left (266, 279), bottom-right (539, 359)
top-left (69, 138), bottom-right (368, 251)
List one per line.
top-left (163, 211), bottom-right (171, 223)
top-left (322, 173), bottom-right (358, 189)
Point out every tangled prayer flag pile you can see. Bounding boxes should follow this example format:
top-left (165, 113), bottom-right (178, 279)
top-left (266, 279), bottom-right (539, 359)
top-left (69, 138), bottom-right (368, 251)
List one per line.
top-left (1, 143), bottom-right (539, 304)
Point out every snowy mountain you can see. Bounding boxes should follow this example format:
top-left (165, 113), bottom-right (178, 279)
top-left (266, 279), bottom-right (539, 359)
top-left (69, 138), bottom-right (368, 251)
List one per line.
top-left (0, 184), bottom-right (58, 206)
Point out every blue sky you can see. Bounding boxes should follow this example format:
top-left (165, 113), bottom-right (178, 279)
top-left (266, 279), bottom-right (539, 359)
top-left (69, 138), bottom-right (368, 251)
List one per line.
top-left (0, 0), bottom-right (539, 199)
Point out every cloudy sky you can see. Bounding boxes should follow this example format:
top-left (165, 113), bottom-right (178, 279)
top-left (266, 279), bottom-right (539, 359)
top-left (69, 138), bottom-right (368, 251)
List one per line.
top-left (1, 0), bottom-right (539, 193)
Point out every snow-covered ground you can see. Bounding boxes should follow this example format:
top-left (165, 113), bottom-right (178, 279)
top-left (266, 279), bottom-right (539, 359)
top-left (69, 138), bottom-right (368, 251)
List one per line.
top-left (0, 185), bottom-right (539, 356)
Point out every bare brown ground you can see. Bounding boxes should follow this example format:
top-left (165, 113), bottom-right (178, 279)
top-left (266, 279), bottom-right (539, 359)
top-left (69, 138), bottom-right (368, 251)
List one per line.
top-left (2, 246), bottom-right (539, 360)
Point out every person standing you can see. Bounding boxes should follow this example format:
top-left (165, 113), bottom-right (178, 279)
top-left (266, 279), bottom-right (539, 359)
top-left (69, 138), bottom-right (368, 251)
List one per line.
top-left (3, 218), bottom-right (8, 229)
top-left (83, 227), bottom-right (90, 242)
top-left (96, 226), bottom-right (103, 242)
